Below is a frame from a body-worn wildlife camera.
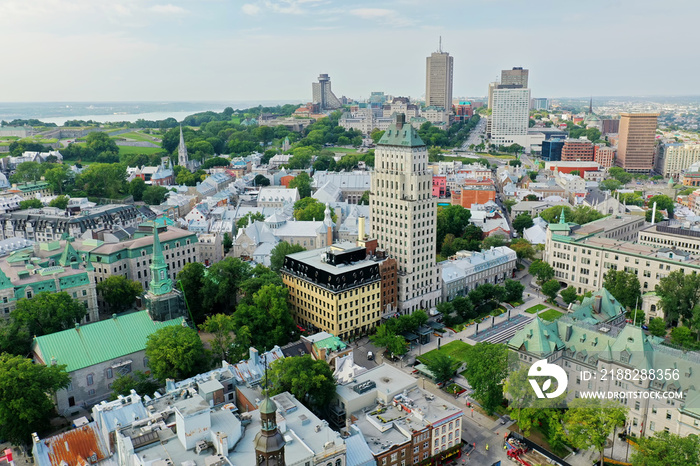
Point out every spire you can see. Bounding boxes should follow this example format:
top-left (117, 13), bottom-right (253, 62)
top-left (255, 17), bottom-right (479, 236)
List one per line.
top-left (559, 208), bottom-right (566, 224)
top-left (148, 221), bottom-right (172, 296)
top-left (178, 125), bottom-right (189, 168)
top-left (323, 202), bottom-right (333, 226)
top-left (589, 97), bottom-right (593, 114)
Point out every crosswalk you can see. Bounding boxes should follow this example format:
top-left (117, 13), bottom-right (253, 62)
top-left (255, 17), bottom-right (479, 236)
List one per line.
top-left (468, 314), bottom-right (533, 344)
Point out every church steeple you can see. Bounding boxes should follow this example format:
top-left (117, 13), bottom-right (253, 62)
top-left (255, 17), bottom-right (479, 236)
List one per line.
top-left (254, 395), bottom-right (286, 466)
top-left (559, 208), bottom-right (567, 224)
top-left (148, 223), bottom-right (172, 296)
top-left (177, 125), bottom-right (189, 168)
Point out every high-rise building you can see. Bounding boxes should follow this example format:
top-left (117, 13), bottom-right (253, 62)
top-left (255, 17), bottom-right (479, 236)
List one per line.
top-left (370, 114), bottom-right (440, 313)
top-left (531, 98), bottom-right (548, 110)
top-left (487, 82), bottom-right (498, 109)
top-left (500, 67), bottom-right (529, 88)
top-left (655, 143), bottom-right (700, 179)
top-left (425, 42), bottom-right (453, 111)
top-left (311, 73), bottom-right (342, 110)
top-left (490, 85), bottom-right (531, 147)
top-left (616, 113), bottom-right (659, 172)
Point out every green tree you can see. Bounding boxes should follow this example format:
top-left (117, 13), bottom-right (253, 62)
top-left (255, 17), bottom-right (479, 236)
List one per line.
top-left (513, 213), bottom-right (534, 235)
top-left (646, 209), bottom-right (664, 223)
top-left (237, 211), bottom-right (265, 229)
top-left (266, 355), bottom-right (336, 410)
top-left (199, 314), bottom-right (236, 362)
top-left (145, 325), bottom-right (209, 382)
top-left (223, 232), bottom-right (233, 254)
top-left (670, 326), bottom-right (694, 348)
top-left (509, 159), bottom-right (522, 167)
top-left (97, 276), bottom-right (142, 313)
top-left (288, 172), bottom-right (312, 198)
top-left (109, 371), bottom-right (160, 400)
top-left (176, 262), bottom-right (207, 324)
top-left (569, 205), bottom-right (606, 224)
top-left (609, 166), bottom-right (633, 184)
top-left (19, 198), bottom-right (43, 209)
top-left (539, 205), bottom-right (572, 223)
top-left (240, 264), bottom-right (283, 300)
top-left (648, 317), bottom-right (667, 337)
top-left (369, 323), bottom-right (408, 357)
top-left (75, 163), bottom-right (127, 199)
top-left (232, 284), bottom-right (297, 350)
top-left (293, 197), bottom-right (335, 221)
top-left (603, 269), bottom-right (641, 310)
top-left (524, 194), bottom-right (539, 201)
top-left (656, 270), bottom-right (700, 324)
top-left (254, 174), bottom-right (271, 186)
top-left (503, 198), bottom-right (517, 213)
top-left (630, 431), bottom-right (700, 466)
top-left (359, 190), bottom-right (370, 205)
top-left (436, 205), bottom-right (472, 252)
top-left (482, 234), bottom-right (507, 249)
top-left (561, 286), bottom-right (578, 305)
top-left (648, 194), bottom-right (675, 219)
top-left (0, 354), bottom-right (70, 445)
top-left (44, 164), bottom-right (70, 194)
top-left (10, 161), bottom-right (43, 183)
top-left (529, 260), bottom-right (554, 284)
top-left (128, 177), bottom-right (147, 202)
top-left (48, 195), bottom-right (69, 209)
top-left (542, 279), bottom-right (561, 302)
top-left (85, 130), bottom-right (119, 154)
top-left (504, 279), bottom-right (525, 303)
top-left (270, 241), bottom-right (306, 272)
top-left (142, 185), bottom-right (169, 205)
top-left (463, 342), bottom-right (508, 414)
top-left (370, 128), bottom-right (385, 144)
top-left (563, 398), bottom-right (628, 466)
top-left (510, 238), bottom-right (535, 263)
top-left (599, 179), bottom-right (622, 191)
top-left (425, 352), bottom-right (456, 384)
top-left (202, 257), bottom-right (252, 313)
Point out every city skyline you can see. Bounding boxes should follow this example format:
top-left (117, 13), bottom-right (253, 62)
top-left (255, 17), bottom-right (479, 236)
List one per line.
top-left (1, 0), bottom-right (698, 102)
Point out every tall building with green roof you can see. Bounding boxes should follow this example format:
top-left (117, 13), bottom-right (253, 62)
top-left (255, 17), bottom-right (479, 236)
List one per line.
top-left (143, 223), bottom-right (186, 322)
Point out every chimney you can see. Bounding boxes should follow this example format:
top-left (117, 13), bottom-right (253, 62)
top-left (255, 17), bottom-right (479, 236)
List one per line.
top-left (249, 347), bottom-right (259, 366)
top-left (358, 216), bottom-right (365, 242)
top-left (594, 295), bottom-right (602, 313)
top-left (327, 225), bottom-right (333, 247)
top-left (396, 113), bottom-right (405, 129)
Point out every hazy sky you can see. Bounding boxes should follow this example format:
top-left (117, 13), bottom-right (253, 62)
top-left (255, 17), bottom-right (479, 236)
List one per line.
top-left (1, 0), bottom-right (698, 102)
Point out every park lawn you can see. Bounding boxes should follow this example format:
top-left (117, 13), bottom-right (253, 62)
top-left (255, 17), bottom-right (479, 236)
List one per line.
top-left (538, 309), bottom-right (564, 321)
top-left (114, 131), bottom-right (160, 144)
top-left (118, 146), bottom-right (164, 156)
top-left (417, 340), bottom-right (472, 371)
top-left (525, 304), bottom-right (547, 314)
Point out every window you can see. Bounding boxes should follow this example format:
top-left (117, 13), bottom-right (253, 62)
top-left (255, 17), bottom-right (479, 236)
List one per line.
top-left (649, 421), bottom-right (655, 431)
top-left (88, 389), bottom-right (95, 396)
top-left (87, 374), bottom-right (94, 386)
top-left (106, 368), bottom-right (113, 379)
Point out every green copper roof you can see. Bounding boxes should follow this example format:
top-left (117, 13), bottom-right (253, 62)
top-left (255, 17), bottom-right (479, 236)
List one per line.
top-left (59, 241), bottom-right (80, 267)
top-left (377, 116), bottom-right (425, 147)
top-left (569, 288), bottom-right (624, 324)
top-left (259, 396), bottom-right (278, 415)
top-left (32, 310), bottom-right (184, 372)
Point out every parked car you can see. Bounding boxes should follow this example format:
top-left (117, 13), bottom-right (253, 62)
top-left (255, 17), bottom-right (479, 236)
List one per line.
top-left (367, 351), bottom-right (374, 360)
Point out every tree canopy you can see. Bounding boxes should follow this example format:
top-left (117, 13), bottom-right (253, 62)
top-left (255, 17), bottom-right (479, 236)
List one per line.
top-left (630, 431), bottom-right (700, 466)
top-left (288, 172), bottom-right (312, 198)
top-left (97, 276), bottom-right (142, 314)
top-left (512, 213), bottom-right (534, 235)
top-left (145, 325), bottom-right (209, 382)
top-left (266, 355), bottom-right (336, 411)
top-left (293, 197), bottom-right (335, 222)
top-left (232, 284), bottom-right (297, 351)
top-left (270, 241), bottom-right (306, 272)
top-left (655, 270), bottom-right (700, 326)
top-left (463, 343), bottom-right (509, 414)
top-left (563, 398), bottom-right (628, 466)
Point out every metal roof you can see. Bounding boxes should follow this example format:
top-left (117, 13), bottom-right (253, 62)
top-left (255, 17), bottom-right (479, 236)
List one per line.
top-left (32, 311), bottom-right (184, 372)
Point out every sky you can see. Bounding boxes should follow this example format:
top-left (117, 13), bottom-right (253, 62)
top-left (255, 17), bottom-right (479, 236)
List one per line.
top-left (0, 0), bottom-right (698, 103)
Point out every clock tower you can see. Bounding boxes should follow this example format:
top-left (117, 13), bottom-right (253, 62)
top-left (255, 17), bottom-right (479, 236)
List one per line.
top-left (144, 222), bottom-right (186, 322)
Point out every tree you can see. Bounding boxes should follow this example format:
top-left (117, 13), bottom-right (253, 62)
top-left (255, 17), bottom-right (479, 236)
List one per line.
top-left (293, 197), bottom-right (335, 221)
top-left (143, 185), bottom-right (169, 205)
top-left (223, 232), bottom-right (233, 254)
top-left (270, 241), bottom-right (306, 272)
top-left (12, 292), bottom-right (87, 338)
top-left (529, 260), bottom-right (554, 284)
top-left (202, 257), bottom-right (252, 313)
top-left (504, 279), bottom-right (524, 303)
top-left (437, 205), bottom-right (472, 252)
top-left (75, 163), bottom-right (127, 199)
top-left (570, 170), bottom-right (580, 176)
top-left (670, 326), bottom-right (694, 348)
top-left (539, 205), bottom-right (572, 223)
top-left (561, 286), bottom-right (578, 305)
top-left (266, 355), bottom-right (336, 410)
top-left (609, 166), bottom-right (633, 184)
top-left (359, 190), bottom-right (370, 205)
top-left (97, 276), bottom-right (142, 313)
top-left (630, 431), bottom-right (700, 466)
top-left (513, 213), bottom-right (534, 235)
top-left (656, 270), bottom-right (700, 324)
top-left (524, 194), bottom-right (539, 201)
top-left (563, 398), bottom-right (628, 466)
top-left (646, 209), bottom-right (664, 223)
top-left (648, 317), bottom-right (667, 337)
top-left (109, 371), bottom-right (160, 400)
top-left (237, 211), bottom-right (265, 229)
top-left (200, 314), bottom-right (236, 362)
top-left (370, 128), bottom-right (385, 144)
top-left (19, 198), bottom-right (42, 209)
top-left (145, 325), bottom-right (209, 382)
top-left (425, 352), bottom-right (456, 384)
top-left (239, 264), bottom-right (283, 300)
top-left (599, 179), bottom-right (622, 192)
top-left (482, 234), bottom-right (507, 249)
top-left (463, 343), bottom-right (508, 414)
top-left (10, 161), bottom-right (43, 184)
top-left (232, 284), bottom-right (297, 350)
top-left (85, 130), bottom-right (119, 154)
top-left (288, 172), bottom-right (312, 198)
top-left (370, 323), bottom-right (408, 357)
top-left (649, 194), bottom-right (675, 219)
top-left (510, 238), bottom-right (535, 263)
top-left (508, 159), bottom-right (522, 167)
top-left (603, 269), bottom-right (641, 310)
top-left (128, 177), bottom-right (147, 202)
top-left (48, 195), bottom-right (70, 210)
top-left (254, 174), bottom-right (271, 186)
top-left (176, 262), bottom-right (207, 324)
top-left (503, 198), bottom-right (517, 213)
top-left (0, 354), bottom-right (70, 445)
top-left (44, 164), bottom-right (70, 194)
top-left (542, 279), bottom-right (561, 302)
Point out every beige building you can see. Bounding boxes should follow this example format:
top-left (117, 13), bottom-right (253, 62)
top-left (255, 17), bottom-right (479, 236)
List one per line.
top-left (196, 233), bottom-right (223, 266)
top-left (545, 216), bottom-right (700, 297)
top-left (655, 143), bottom-right (700, 179)
top-left (616, 113), bottom-right (659, 172)
top-left (425, 48), bottom-right (453, 111)
top-left (371, 115), bottom-right (441, 312)
top-left (638, 221), bottom-right (700, 254)
top-left (501, 67), bottom-right (529, 88)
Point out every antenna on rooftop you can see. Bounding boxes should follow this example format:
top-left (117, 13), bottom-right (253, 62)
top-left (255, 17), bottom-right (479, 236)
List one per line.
top-left (438, 36), bottom-right (442, 53)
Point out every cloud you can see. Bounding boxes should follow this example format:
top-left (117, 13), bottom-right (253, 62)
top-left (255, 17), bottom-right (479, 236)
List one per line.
top-left (150, 4), bottom-right (187, 14)
top-left (349, 8), bottom-right (394, 20)
top-left (241, 3), bottom-right (261, 15)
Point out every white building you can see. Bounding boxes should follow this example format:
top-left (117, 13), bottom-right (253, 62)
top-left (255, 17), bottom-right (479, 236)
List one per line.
top-left (490, 86), bottom-right (531, 147)
top-left (371, 115), bottom-right (441, 312)
top-left (439, 247), bottom-right (517, 301)
top-left (656, 143), bottom-right (700, 179)
top-left (257, 187), bottom-right (300, 208)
